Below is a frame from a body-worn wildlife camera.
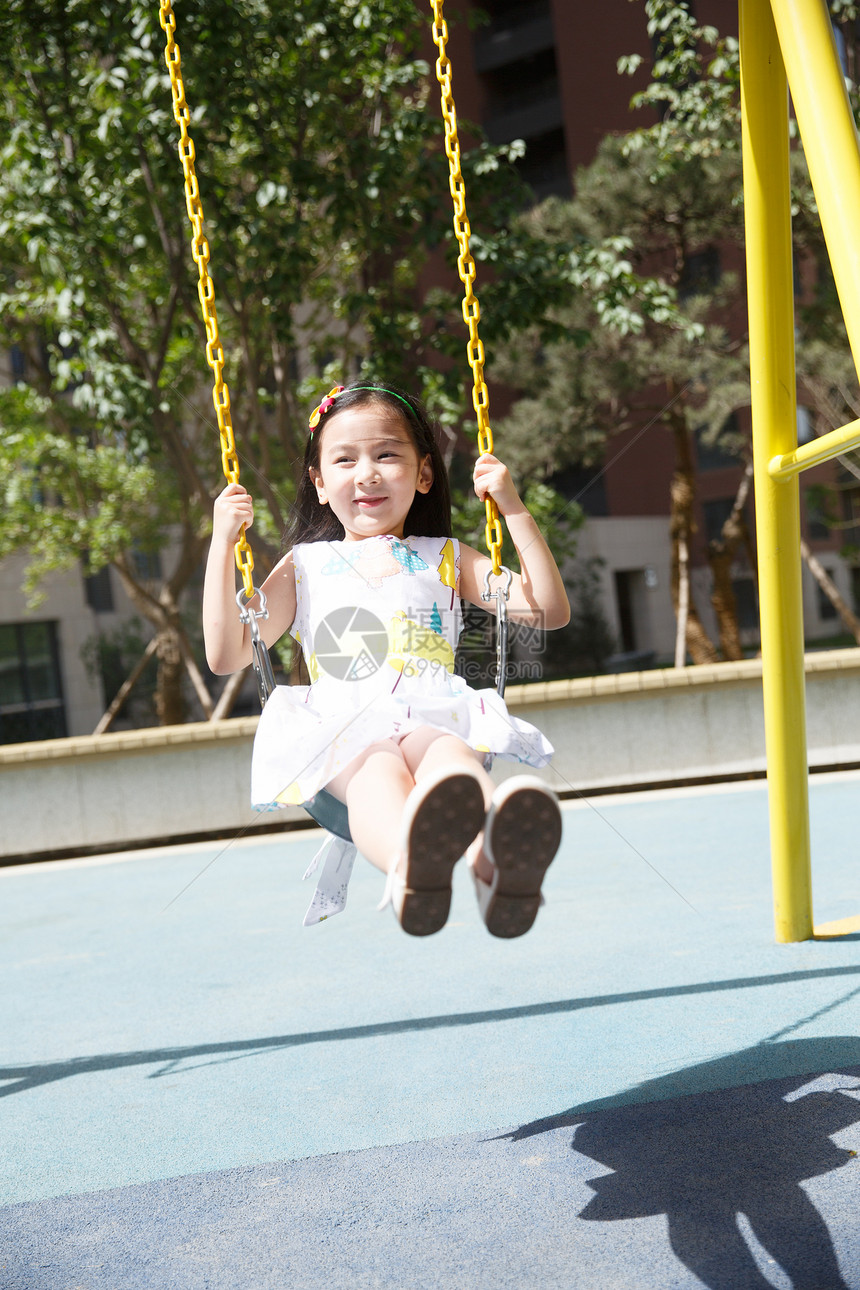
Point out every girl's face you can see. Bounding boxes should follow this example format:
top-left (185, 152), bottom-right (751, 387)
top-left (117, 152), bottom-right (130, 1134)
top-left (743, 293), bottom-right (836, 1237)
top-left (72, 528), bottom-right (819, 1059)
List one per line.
top-left (309, 403), bottom-right (433, 542)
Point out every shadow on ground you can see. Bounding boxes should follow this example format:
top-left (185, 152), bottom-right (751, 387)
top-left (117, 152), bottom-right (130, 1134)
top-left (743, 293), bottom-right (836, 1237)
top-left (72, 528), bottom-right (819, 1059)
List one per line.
top-left (3, 1037), bottom-right (860, 1288)
top-left (506, 1037), bottom-right (860, 1289)
top-left (5, 967), bottom-right (860, 1098)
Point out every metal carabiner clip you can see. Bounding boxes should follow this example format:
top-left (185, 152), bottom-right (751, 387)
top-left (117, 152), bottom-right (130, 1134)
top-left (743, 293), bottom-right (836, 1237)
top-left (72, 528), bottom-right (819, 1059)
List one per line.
top-left (481, 566), bottom-right (513, 698)
top-left (237, 586), bottom-right (276, 707)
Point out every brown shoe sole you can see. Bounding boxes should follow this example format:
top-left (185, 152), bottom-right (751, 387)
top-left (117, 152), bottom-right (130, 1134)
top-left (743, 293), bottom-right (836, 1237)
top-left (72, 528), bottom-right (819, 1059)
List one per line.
top-left (399, 773), bottom-right (486, 936)
top-left (484, 788), bottom-right (562, 938)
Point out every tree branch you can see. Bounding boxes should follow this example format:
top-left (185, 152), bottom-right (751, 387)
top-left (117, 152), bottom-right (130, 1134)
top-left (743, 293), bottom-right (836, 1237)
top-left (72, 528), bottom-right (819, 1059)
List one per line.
top-left (92, 637), bottom-right (158, 734)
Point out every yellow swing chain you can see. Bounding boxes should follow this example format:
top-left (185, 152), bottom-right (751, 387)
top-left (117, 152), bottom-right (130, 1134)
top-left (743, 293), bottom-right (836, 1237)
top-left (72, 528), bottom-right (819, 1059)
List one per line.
top-left (430, 0), bottom-right (503, 577)
top-left (158, 0), bottom-right (255, 601)
top-left (159, 0), bottom-right (498, 585)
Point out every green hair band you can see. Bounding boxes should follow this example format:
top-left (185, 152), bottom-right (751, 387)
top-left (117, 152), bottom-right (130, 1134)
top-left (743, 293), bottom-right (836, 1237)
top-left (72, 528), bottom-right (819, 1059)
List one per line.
top-left (308, 383), bottom-right (413, 431)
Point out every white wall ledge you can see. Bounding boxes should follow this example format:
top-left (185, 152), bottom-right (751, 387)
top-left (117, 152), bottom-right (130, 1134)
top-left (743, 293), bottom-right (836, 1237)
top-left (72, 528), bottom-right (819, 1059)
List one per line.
top-left (3, 647), bottom-right (860, 859)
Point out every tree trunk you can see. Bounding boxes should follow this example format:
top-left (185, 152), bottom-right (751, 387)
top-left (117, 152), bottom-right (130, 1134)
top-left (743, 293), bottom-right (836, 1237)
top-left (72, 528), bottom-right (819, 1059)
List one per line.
top-left (176, 629), bottom-right (214, 720)
top-left (110, 552), bottom-right (206, 727)
top-left (154, 624), bottom-right (187, 726)
top-left (674, 535), bottom-right (689, 668)
top-left (800, 540), bottom-right (860, 643)
top-left (211, 668), bottom-right (250, 720)
top-left (707, 461), bottom-right (754, 662)
top-left (92, 637), bottom-right (159, 735)
top-left (668, 403), bottom-right (719, 665)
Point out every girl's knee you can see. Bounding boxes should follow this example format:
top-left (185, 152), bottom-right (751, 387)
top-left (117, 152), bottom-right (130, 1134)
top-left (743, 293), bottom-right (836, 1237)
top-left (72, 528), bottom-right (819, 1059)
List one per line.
top-left (401, 729), bottom-right (485, 776)
top-left (327, 738), bottom-right (409, 802)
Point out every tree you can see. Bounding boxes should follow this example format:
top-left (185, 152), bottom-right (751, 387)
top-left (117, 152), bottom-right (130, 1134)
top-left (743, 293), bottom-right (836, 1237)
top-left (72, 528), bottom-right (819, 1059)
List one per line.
top-left (491, 129), bottom-right (744, 664)
top-left (1, 0), bottom-right (706, 722)
top-left (0, 0), bottom-right (452, 724)
top-left (491, 0), bottom-right (860, 664)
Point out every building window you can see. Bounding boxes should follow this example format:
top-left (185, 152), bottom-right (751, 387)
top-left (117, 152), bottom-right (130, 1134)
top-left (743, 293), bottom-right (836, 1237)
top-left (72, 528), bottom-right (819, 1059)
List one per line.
top-left (9, 344), bottom-right (27, 382)
top-left (702, 497), bottom-right (736, 545)
top-left (732, 577), bottom-right (759, 632)
top-left (796, 405), bottom-right (815, 445)
top-left (840, 484), bottom-right (860, 548)
top-left (614, 570), bottom-right (637, 652)
top-left (515, 127), bottom-right (569, 199)
top-left (131, 545), bottom-right (163, 582)
top-left (474, 0), bottom-right (553, 74)
top-left (483, 46), bottom-right (560, 121)
top-left (476, 0), bottom-right (551, 25)
top-left (833, 20), bottom-right (848, 77)
top-left (816, 574), bottom-right (838, 621)
top-left (0, 621), bottom-right (67, 744)
top-left (695, 413), bottom-right (741, 471)
top-left (474, 3), bottom-right (569, 200)
top-left (679, 247), bottom-right (721, 302)
top-left (804, 487), bottom-right (832, 541)
top-left (84, 564), bottom-right (115, 613)
top-left (548, 462), bottom-right (608, 517)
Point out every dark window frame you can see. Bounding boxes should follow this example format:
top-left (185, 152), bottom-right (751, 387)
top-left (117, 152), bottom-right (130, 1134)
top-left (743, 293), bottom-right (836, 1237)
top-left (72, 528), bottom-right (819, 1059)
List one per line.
top-left (0, 620), bottom-right (68, 744)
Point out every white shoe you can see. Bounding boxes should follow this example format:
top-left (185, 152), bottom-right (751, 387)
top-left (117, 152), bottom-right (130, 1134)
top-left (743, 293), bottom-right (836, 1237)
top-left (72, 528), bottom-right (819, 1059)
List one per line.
top-left (471, 776), bottom-right (561, 938)
top-left (380, 765), bottom-right (486, 936)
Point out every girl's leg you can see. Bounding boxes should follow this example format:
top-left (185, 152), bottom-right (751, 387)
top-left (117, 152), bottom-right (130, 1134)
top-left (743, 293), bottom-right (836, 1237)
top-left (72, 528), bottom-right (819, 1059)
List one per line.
top-left (324, 732), bottom-right (490, 878)
top-left (474, 775), bottom-right (562, 937)
top-left (325, 740), bottom-right (413, 874)
top-left (327, 728), bottom-right (487, 935)
top-left (399, 730), bottom-right (562, 939)
top-left (399, 728), bottom-right (491, 794)
top-left (398, 729), bottom-right (495, 882)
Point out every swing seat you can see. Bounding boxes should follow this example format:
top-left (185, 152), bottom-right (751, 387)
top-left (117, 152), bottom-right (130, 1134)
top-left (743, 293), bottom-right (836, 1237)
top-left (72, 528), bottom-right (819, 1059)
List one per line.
top-left (304, 787), bottom-right (353, 842)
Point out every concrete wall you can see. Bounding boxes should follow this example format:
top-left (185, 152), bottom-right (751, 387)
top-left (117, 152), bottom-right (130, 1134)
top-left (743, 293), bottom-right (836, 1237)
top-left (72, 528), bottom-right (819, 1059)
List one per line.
top-left (3, 647), bottom-right (860, 861)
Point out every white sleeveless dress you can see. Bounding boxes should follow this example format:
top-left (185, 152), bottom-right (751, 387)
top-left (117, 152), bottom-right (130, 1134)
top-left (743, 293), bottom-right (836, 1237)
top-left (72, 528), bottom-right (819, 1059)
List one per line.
top-left (250, 534), bottom-right (553, 923)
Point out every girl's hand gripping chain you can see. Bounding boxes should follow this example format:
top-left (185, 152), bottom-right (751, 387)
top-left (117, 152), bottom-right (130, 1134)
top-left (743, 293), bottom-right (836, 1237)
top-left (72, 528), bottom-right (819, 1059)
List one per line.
top-left (472, 452), bottom-right (525, 519)
top-left (203, 483), bottom-right (256, 675)
top-left (463, 453), bottom-right (570, 631)
top-left (204, 481), bottom-right (298, 676)
top-left (212, 481), bottom-right (255, 546)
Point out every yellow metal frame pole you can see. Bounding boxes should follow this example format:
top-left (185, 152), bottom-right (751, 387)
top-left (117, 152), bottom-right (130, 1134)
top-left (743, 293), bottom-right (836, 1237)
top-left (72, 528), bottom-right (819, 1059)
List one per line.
top-left (740, 0), bottom-right (813, 941)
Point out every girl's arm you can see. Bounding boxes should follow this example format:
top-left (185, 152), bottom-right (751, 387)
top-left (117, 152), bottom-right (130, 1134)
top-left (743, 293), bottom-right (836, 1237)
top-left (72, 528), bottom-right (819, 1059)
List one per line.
top-left (202, 483), bottom-right (297, 674)
top-left (457, 454), bottom-right (570, 630)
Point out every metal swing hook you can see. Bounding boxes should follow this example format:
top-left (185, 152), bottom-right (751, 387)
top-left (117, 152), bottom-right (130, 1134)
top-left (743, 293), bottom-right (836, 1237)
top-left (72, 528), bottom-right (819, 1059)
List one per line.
top-left (236, 587), bottom-right (276, 707)
top-left (481, 566), bottom-right (513, 699)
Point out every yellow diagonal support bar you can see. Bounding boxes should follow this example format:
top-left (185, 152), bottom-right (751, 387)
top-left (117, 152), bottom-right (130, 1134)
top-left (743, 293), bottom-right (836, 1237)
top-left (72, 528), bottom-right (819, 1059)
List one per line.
top-left (769, 417), bottom-right (860, 481)
top-left (769, 0), bottom-right (860, 378)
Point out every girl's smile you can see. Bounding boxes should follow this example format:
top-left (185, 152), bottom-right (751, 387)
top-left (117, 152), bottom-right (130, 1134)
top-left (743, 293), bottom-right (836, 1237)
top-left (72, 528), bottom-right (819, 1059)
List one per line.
top-left (310, 405), bottom-right (433, 541)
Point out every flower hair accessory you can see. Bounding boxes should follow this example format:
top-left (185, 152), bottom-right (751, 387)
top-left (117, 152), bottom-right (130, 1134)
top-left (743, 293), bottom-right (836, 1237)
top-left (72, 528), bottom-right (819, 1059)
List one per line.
top-left (309, 385), bottom-right (345, 431)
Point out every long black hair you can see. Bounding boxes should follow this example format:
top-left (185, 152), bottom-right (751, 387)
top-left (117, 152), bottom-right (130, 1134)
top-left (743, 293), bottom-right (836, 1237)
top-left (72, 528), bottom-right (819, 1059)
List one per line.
top-left (282, 383), bottom-right (453, 548)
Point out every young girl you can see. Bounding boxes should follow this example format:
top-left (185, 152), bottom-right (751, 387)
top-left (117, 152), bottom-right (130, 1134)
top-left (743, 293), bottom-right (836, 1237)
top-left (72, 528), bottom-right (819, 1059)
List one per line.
top-left (203, 383), bottom-right (570, 937)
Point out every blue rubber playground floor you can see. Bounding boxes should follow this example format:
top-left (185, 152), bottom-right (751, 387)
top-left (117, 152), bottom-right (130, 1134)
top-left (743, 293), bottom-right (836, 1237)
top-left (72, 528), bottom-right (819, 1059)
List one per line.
top-left (3, 771), bottom-right (860, 1289)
